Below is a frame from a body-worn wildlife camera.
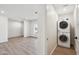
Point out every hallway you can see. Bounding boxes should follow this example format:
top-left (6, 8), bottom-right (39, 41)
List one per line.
top-left (52, 46), bottom-right (76, 55)
top-left (0, 37), bottom-right (38, 55)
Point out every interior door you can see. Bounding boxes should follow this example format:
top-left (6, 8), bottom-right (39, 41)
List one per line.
top-left (74, 5), bottom-right (79, 55)
top-left (46, 5), bottom-right (58, 54)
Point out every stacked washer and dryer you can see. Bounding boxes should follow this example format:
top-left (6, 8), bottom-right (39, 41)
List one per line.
top-left (57, 17), bottom-right (71, 48)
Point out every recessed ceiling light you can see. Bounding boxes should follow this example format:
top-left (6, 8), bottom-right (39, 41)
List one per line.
top-left (1, 10), bottom-right (5, 14)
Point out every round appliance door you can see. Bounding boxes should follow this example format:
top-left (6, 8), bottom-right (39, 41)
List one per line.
top-left (59, 35), bottom-right (68, 42)
top-left (59, 21), bottom-right (68, 29)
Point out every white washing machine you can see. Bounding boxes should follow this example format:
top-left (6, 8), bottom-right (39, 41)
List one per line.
top-left (58, 18), bottom-right (70, 33)
top-left (58, 32), bottom-right (70, 48)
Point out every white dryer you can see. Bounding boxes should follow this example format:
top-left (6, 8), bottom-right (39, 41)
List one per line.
top-left (58, 32), bottom-right (70, 48)
top-left (58, 18), bottom-right (70, 33)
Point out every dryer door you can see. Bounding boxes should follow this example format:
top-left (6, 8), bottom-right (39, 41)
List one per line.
top-left (59, 21), bottom-right (68, 29)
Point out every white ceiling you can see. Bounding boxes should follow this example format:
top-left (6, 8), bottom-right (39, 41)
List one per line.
top-left (0, 4), bottom-right (75, 21)
top-left (53, 4), bottom-right (75, 15)
top-left (0, 4), bottom-right (42, 21)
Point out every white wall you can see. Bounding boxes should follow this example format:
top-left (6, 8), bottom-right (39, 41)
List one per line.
top-left (0, 16), bottom-right (8, 43)
top-left (8, 20), bottom-right (23, 38)
top-left (24, 20), bottom-right (30, 37)
top-left (47, 5), bottom-right (58, 54)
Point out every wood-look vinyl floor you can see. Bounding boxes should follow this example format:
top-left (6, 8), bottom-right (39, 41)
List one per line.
top-left (0, 37), bottom-right (38, 55)
top-left (52, 46), bottom-right (76, 55)
top-left (0, 37), bottom-right (76, 55)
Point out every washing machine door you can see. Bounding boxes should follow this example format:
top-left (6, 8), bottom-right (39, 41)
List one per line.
top-left (59, 21), bottom-right (68, 29)
top-left (59, 35), bottom-right (68, 42)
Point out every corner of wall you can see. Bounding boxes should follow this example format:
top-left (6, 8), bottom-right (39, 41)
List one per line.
top-left (50, 44), bottom-right (57, 55)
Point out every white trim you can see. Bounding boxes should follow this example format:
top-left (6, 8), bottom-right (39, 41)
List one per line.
top-left (50, 45), bottom-right (57, 55)
top-left (0, 40), bottom-right (8, 43)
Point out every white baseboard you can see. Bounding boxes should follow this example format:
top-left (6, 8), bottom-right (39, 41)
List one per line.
top-left (50, 45), bottom-right (57, 55)
top-left (9, 35), bottom-right (23, 39)
top-left (0, 40), bottom-right (8, 43)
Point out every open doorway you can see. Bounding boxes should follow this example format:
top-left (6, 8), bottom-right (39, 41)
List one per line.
top-left (8, 18), bottom-right (24, 39)
top-left (24, 19), bottom-right (38, 38)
